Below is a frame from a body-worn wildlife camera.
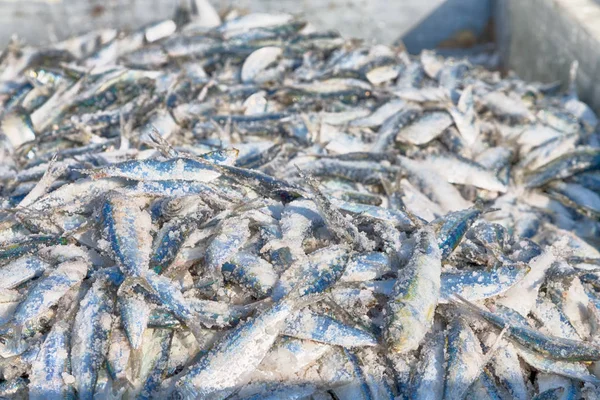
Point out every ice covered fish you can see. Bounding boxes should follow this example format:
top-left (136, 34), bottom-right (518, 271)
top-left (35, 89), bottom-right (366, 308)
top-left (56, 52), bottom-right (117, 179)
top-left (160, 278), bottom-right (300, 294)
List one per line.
top-left (0, 3), bottom-right (599, 399)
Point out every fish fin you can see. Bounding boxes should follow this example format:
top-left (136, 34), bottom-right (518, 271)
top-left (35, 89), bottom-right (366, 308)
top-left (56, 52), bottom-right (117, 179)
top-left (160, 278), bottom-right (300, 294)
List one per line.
top-left (449, 295), bottom-right (500, 323)
top-left (379, 175), bottom-right (397, 197)
top-left (473, 198), bottom-right (485, 211)
top-left (405, 209), bottom-right (426, 229)
top-left (145, 126), bottom-right (179, 158)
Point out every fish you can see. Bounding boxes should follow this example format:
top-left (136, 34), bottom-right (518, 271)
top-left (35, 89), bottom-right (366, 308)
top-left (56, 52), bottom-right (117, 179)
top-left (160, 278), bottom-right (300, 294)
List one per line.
top-left (481, 331), bottom-right (529, 400)
top-left (453, 296), bottom-right (600, 362)
top-left (425, 154), bottom-right (508, 193)
top-left (29, 320), bottom-right (72, 400)
top-left (443, 316), bottom-right (485, 400)
top-left (523, 148), bottom-right (600, 188)
top-left (136, 328), bottom-right (173, 400)
top-left (272, 244), bottom-right (350, 300)
top-left (371, 106), bottom-right (421, 152)
top-left (164, 295), bottom-right (307, 399)
top-left (205, 217), bottom-right (252, 284)
top-left (439, 262), bottom-right (530, 303)
top-left (241, 46), bottom-right (283, 83)
top-left (532, 386), bottom-right (566, 400)
top-left (0, 255), bottom-right (51, 290)
top-left (409, 322), bottom-right (445, 400)
top-left (85, 157), bottom-right (222, 182)
top-left (1, 6), bottom-right (600, 399)
top-left (71, 277), bottom-right (116, 400)
top-left (395, 111), bottom-right (453, 146)
top-left (282, 308), bottom-right (377, 347)
top-left (10, 259), bottom-right (88, 332)
top-left (222, 251), bottom-right (278, 297)
top-left (432, 204), bottom-right (483, 259)
top-left (101, 194), bottom-right (153, 277)
top-left (106, 321), bottom-right (132, 391)
top-left (383, 227), bottom-right (441, 353)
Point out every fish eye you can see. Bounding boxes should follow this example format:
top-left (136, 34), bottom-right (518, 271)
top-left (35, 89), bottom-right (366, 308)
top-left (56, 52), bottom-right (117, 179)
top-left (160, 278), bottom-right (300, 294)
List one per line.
top-left (172, 391), bottom-right (184, 400)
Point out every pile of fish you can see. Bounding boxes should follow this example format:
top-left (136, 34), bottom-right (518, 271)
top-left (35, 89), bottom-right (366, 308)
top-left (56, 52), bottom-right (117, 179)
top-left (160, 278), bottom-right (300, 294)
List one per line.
top-left (1, 3), bottom-right (600, 399)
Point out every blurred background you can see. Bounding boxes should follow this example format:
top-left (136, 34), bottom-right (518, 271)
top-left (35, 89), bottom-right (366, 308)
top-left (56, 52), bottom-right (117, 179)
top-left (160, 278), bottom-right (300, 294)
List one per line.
top-left (2, 0), bottom-right (599, 111)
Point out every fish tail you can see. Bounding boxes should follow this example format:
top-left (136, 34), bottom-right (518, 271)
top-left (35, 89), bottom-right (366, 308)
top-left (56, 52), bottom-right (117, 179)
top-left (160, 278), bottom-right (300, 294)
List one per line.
top-left (111, 376), bottom-right (133, 395)
top-left (129, 346), bottom-right (144, 382)
top-left (186, 319), bottom-right (206, 344)
top-left (406, 209), bottom-right (427, 229)
top-left (450, 295), bottom-right (492, 320)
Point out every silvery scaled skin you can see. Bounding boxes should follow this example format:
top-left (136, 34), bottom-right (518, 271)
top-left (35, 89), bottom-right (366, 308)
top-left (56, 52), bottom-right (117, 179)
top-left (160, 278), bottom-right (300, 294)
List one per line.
top-left (383, 227), bottom-right (441, 353)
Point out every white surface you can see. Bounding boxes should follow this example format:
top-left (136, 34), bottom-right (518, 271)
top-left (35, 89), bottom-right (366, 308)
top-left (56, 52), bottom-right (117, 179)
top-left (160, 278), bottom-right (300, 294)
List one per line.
top-left (497, 0), bottom-right (600, 113)
top-left (0, 0), bottom-right (486, 48)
